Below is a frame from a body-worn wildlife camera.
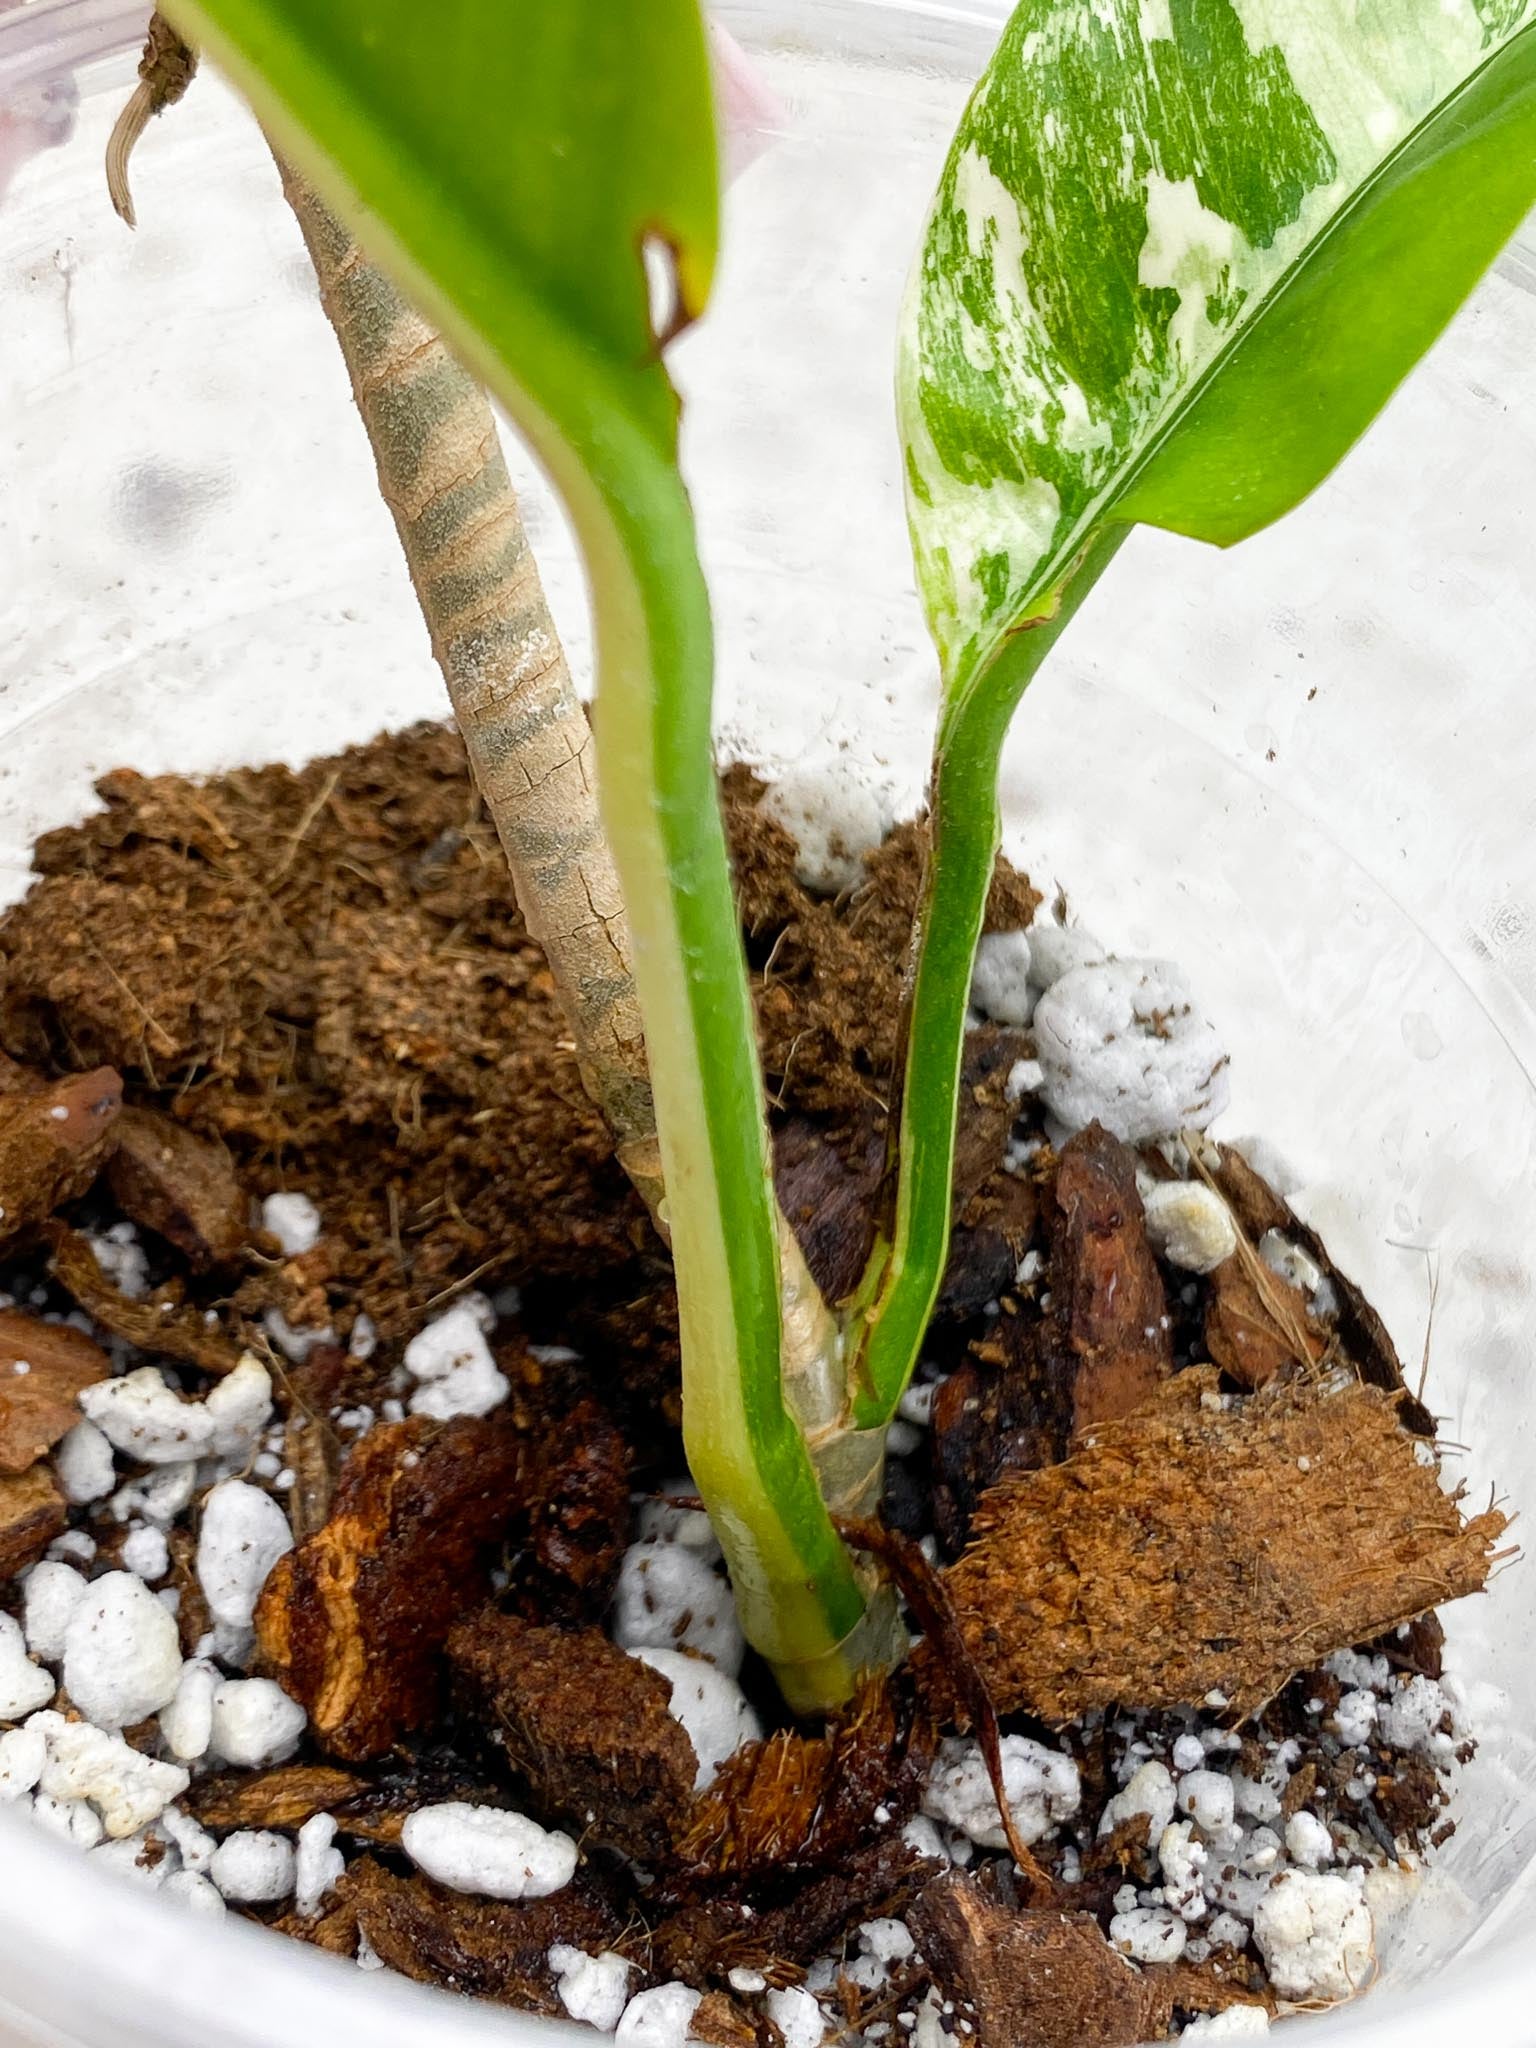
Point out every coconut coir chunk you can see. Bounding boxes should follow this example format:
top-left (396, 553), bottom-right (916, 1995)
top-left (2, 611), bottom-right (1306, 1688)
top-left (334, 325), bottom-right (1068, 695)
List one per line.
top-left (334, 1856), bottom-right (625, 2011)
top-left (448, 1608), bottom-right (698, 1862)
top-left (930, 1124), bottom-right (1170, 1555)
top-left (1203, 1251), bottom-right (1326, 1391)
top-left (255, 1413), bottom-right (525, 1761)
top-left (0, 1311), bottom-right (110, 1475)
top-left (938, 1374), bottom-right (1507, 1723)
top-left (510, 1396), bottom-right (632, 1625)
top-left (46, 1224), bottom-right (245, 1376)
top-left (104, 1105), bottom-right (248, 1269)
top-left (0, 1462), bottom-right (67, 1577)
top-left (653, 1835), bottom-right (941, 1991)
top-left (908, 1873), bottom-right (1167, 2048)
top-left (0, 1064), bottom-right (122, 1249)
top-left (189, 1763), bottom-right (370, 1834)
top-left (908, 1872), bottom-right (1267, 2048)
top-left (675, 1677), bottom-right (934, 1882)
top-left (1052, 1123), bottom-right (1172, 1428)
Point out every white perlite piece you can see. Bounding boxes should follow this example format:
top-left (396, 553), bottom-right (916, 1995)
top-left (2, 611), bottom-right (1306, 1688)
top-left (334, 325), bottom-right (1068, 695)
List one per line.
top-left (1333, 1689), bottom-right (1377, 1748)
top-left (31, 1791), bottom-right (106, 1848)
top-left (760, 760), bottom-right (892, 897)
top-left (164, 1870), bottom-right (227, 1917)
top-left (1181, 2009), bottom-right (1271, 2040)
top-left (403, 1295), bottom-right (508, 1421)
top-left (901, 1814), bottom-right (948, 1863)
top-left (261, 1191), bottom-right (321, 1257)
top-left (62, 1571), bottom-right (182, 1727)
top-left (90, 1830), bottom-right (175, 1889)
top-left (30, 1711), bottom-right (189, 1837)
top-left (0, 1612), bottom-right (55, 1717)
top-left (197, 1479), bottom-right (294, 1629)
top-left (1098, 1761), bottom-right (1177, 1849)
top-left (1141, 1183), bottom-right (1238, 1275)
top-left (53, 1419), bottom-right (116, 1504)
top-left (631, 1647), bottom-right (762, 1790)
top-left (550, 1946), bottom-right (636, 2033)
top-left (766, 1985), bottom-right (828, 2048)
top-left (1177, 1768), bottom-right (1237, 1836)
top-left (969, 930), bottom-right (1033, 1025)
top-left (1172, 1733), bottom-right (1207, 1773)
top-left (615, 1981), bottom-right (704, 2048)
top-left (859, 1918), bottom-right (916, 1964)
top-left (1252, 1871), bottom-right (1374, 2001)
top-left (1027, 923), bottom-right (1107, 992)
top-left (402, 1802), bottom-right (578, 1901)
top-left (612, 1541), bottom-right (745, 1677)
top-left (1378, 1676), bottom-right (1455, 1760)
top-left (160, 1804), bottom-right (217, 1874)
top-left (1005, 1058), bottom-right (1045, 1103)
top-left (109, 1461), bottom-right (197, 1529)
top-left (1258, 1232), bottom-right (1335, 1313)
top-left (1109, 1905), bottom-right (1186, 1964)
top-left (86, 1226), bottom-right (150, 1299)
top-left (1033, 959), bottom-right (1229, 1142)
top-left (263, 1310), bottom-right (335, 1366)
top-left (295, 1812), bottom-right (345, 1919)
top-left (636, 1490), bottom-right (722, 1560)
top-left (120, 1523), bottom-right (170, 1581)
top-left (210, 1678), bottom-right (306, 1767)
top-left (1158, 1820), bottom-right (1209, 1920)
top-left (924, 1735), bottom-right (1080, 1850)
top-left (209, 1829), bottom-right (297, 1903)
top-left (0, 1722), bottom-right (47, 1800)
top-left (81, 1353), bottom-right (272, 1464)
top-left (1285, 1811), bottom-right (1334, 1869)
top-left (161, 1659), bottom-right (218, 1762)
top-left (912, 1989), bottom-right (949, 2048)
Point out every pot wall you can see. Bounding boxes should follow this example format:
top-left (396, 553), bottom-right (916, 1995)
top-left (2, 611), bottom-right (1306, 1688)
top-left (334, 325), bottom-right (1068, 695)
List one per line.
top-left (0, 1), bottom-right (1533, 2041)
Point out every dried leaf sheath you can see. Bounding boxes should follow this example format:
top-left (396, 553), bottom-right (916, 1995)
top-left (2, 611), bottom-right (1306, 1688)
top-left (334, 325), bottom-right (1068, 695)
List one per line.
top-left (277, 169), bottom-right (664, 1230)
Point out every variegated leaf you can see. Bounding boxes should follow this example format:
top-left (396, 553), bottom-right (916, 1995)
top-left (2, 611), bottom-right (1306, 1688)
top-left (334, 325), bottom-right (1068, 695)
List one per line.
top-left (900, 0), bottom-right (1536, 697)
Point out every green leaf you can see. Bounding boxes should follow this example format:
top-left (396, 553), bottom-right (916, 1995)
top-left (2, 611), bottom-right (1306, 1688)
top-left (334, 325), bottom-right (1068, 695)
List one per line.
top-left (862, 0), bottom-right (1536, 1438)
top-left (170, 0), bottom-right (873, 1681)
top-left (899, 0), bottom-right (1536, 701)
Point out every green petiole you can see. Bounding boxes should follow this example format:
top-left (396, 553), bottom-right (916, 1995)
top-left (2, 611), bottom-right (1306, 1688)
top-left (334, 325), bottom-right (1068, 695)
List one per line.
top-left (851, 528), bottom-right (1127, 1431)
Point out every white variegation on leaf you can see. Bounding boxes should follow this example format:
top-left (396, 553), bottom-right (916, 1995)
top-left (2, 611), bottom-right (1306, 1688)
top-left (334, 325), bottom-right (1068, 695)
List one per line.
top-left (899, 0), bottom-right (1536, 696)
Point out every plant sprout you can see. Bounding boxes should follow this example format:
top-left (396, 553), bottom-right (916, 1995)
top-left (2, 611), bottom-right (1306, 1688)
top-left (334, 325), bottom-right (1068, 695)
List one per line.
top-left (156, 0), bottom-right (1536, 1711)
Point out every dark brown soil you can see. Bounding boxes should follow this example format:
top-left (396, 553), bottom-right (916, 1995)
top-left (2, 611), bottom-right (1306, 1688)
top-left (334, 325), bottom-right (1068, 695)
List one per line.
top-left (0, 728), bottom-right (1035, 1448)
top-left (0, 723), bottom-right (1503, 2043)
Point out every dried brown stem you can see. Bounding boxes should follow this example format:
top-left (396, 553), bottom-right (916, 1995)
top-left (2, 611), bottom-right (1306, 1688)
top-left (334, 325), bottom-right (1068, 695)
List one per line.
top-left (275, 167), bottom-right (665, 1231)
top-left (105, 12), bottom-right (197, 227)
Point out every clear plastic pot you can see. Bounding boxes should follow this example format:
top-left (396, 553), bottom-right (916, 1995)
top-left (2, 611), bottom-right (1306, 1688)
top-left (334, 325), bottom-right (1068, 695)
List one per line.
top-left (0, 2), bottom-right (1532, 2042)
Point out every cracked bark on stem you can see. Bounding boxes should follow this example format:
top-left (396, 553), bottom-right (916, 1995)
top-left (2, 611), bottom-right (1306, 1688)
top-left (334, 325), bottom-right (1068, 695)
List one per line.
top-left (277, 166), bottom-right (666, 1232)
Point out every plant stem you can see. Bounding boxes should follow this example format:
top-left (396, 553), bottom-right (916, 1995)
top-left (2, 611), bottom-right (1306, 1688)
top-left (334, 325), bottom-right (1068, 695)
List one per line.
top-left (849, 528), bottom-right (1128, 1429)
top-left (573, 447), bottom-right (899, 1706)
top-left (276, 171), bottom-right (668, 1226)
